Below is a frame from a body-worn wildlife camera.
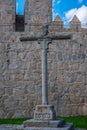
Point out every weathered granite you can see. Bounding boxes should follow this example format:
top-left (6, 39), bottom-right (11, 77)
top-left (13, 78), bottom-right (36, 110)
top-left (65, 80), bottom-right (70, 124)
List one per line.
top-left (0, 0), bottom-right (87, 118)
top-left (34, 105), bottom-right (56, 120)
top-left (23, 119), bottom-right (65, 128)
top-left (0, 125), bottom-right (86, 130)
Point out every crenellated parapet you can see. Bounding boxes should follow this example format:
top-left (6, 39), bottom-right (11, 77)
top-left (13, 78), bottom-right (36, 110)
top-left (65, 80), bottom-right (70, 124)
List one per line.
top-left (70, 15), bottom-right (81, 31)
top-left (50, 15), bottom-right (87, 32)
top-left (50, 15), bottom-right (64, 32)
top-left (0, 0), bottom-right (87, 32)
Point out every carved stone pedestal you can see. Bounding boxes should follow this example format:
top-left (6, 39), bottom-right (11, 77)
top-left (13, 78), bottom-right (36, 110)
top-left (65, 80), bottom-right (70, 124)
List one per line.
top-left (23, 105), bottom-right (74, 130)
top-left (23, 119), bottom-right (74, 130)
top-left (34, 105), bottom-right (56, 120)
top-left (23, 119), bottom-right (65, 128)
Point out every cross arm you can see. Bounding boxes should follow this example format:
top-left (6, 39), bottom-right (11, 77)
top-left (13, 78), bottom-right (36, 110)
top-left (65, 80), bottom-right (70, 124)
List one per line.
top-left (20, 33), bottom-right (73, 42)
top-left (20, 36), bottom-right (39, 42)
top-left (49, 33), bottom-right (73, 40)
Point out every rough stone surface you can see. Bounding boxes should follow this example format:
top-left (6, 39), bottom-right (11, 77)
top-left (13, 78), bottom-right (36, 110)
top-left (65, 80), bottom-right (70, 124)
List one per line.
top-left (0, 0), bottom-right (87, 118)
top-left (23, 119), bottom-right (65, 128)
top-left (0, 123), bottom-right (74, 130)
top-left (34, 105), bottom-right (56, 120)
top-left (0, 125), bottom-right (23, 130)
top-left (0, 125), bottom-right (86, 130)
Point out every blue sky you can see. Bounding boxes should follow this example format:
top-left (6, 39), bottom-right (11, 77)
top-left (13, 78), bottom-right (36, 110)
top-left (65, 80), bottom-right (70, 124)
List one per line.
top-left (53, 0), bottom-right (87, 25)
top-left (16, 0), bottom-right (87, 25)
top-left (16, 0), bottom-right (25, 14)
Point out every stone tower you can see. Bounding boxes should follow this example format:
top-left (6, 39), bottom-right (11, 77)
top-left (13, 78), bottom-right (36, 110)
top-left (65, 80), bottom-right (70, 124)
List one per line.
top-left (0, 0), bottom-right (16, 31)
top-left (25, 0), bottom-right (52, 31)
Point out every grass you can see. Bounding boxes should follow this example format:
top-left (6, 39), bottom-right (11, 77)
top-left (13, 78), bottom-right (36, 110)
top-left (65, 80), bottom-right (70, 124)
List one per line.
top-left (58, 116), bottom-right (87, 129)
top-left (0, 118), bottom-right (28, 125)
top-left (0, 117), bottom-right (87, 129)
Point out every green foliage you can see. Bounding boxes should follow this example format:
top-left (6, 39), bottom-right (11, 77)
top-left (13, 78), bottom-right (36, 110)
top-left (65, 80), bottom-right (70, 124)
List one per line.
top-left (0, 118), bottom-right (28, 125)
top-left (58, 116), bottom-right (87, 129)
top-left (0, 117), bottom-right (87, 129)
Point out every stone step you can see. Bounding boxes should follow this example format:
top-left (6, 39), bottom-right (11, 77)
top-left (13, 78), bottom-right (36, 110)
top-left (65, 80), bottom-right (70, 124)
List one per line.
top-left (0, 125), bottom-right (23, 130)
top-left (23, 119), bottom-right (65, 128)
top-left (23, 123), bottom-right (74, 130)
top-left (62, 123), bottom-right (74, 130)
top-left (0, 122), bottom-right (74, 130)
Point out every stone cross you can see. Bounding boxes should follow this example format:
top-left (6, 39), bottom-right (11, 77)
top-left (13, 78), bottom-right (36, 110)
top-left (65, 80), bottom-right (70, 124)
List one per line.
top-left (20, 25), bottom-right (52, 105)
top-left (20, 25), bottom-right (72, 120)
top-left (38, 38), bottom-right (51, 105)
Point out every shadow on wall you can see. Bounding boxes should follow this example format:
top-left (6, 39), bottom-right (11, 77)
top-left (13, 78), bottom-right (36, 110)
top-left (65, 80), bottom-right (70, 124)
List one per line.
top-left (83, 103), bottom-right (87, 116)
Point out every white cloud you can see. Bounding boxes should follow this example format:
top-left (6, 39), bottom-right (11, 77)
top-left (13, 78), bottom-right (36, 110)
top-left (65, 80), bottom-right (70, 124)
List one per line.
top-left (16, 2), bottom-right (19, 13)
top-left (64, 5), bottom-right (87, 26)
top-left (53, 0), bottom-right (61, 20)
top-left (65, 8), bottom-right (77, 22)
top-left (57, 0), bottom-right (61, 4)
top-left (78, 0), bottom-right (83, 3)
top-left (53, 0), bottom-right (59, 20)
top-left (53, 0), bottom-right (56, 4)
top-left (53, 0), bottom-right (61, 5)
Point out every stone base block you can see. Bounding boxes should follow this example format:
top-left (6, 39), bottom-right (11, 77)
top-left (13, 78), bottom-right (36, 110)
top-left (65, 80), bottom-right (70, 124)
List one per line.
top-left (23, 123), bottom-right (74, 130)
top-left (23, 119), bottom-right (65, 128)
top-left (34, 105), bottom-right (56, 120)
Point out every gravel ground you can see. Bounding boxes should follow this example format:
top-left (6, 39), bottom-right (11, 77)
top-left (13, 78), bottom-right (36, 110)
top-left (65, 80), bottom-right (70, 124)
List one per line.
top-left (0, 125), bottom-right (23, 130)
top-left (0, 125), bottom-right (86, 130)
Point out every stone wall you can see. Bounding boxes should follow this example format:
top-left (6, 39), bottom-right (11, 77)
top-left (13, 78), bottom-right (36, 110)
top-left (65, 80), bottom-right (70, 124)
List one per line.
top-left (0, 29), bottom-right (87, 118)
top-left (0, 31), bottom-right (44, 118)
top-left (48, 32), bottom-right (87, 116)
top-left (25, 0), bottom-right (52, 32)
top-left (0, 0), bottom-right (87, 118)
top-left (0, 0), bottom-right (15, 31)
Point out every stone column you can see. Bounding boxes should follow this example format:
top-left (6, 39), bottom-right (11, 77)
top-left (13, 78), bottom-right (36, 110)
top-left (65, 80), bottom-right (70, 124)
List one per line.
top-left (34, 38), bottom-right (56, 120)
top-left (39, 38), bottom-right (51, 105)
